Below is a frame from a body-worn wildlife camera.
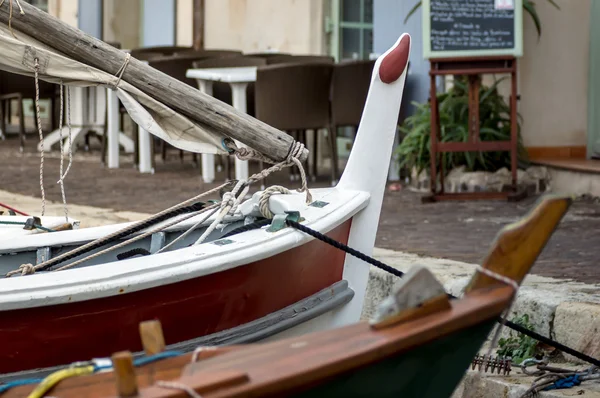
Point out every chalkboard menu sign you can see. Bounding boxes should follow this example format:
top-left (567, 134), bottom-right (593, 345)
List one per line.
top-left (422, 0), bottom-right (523, 59)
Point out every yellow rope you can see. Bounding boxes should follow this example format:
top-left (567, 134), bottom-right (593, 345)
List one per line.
top-left (27, 365), bottom-right (94, 398)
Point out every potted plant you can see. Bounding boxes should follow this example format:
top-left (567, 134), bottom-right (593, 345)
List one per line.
top-left (396, 0), bottom-right (559, 190)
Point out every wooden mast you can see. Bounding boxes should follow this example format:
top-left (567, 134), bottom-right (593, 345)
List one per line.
top-left (0, 2), bottom-right (307, 163)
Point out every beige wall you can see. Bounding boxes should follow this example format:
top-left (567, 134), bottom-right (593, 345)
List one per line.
top-left (102, 0), bottom-right (141, 50)
top-left (203, 0), bottom-right (326, 54)
top-left (518, 0), bottom-right (591, 147)
top-left (176, 0), bottom-right (194, 46)
top-left (47, 0), bottom-right (78, 27)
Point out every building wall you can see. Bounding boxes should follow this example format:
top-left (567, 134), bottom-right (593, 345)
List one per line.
top-left (47, 0), bottom-right (78, 27)
top-left (373, 0), bottom-right (591, 152)
top-left (518, 0), bottom-right (590, 148)
top-left (203, 0), bottom-right (326, 54)
top-left (103, 0), bottom-right (141, 50)
top-left (176, 0), bottom-right (194, 46)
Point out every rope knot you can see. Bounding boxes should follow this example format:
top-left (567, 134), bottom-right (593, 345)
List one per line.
top-left (18, 263), bottom-right (35, 276)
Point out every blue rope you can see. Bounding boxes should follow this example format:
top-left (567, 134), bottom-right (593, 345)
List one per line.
top-left (93, 350), bottom-right (184, 372)
top-left (0, 351), bottom-right (185, 394)
top-left (0, 378), bottom-right (44, 393)
top-left (544, 374), bottom-right (582, 391)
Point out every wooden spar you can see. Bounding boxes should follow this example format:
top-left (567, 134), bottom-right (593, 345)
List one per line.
top-left (0, 2), bottom-right (307, 163)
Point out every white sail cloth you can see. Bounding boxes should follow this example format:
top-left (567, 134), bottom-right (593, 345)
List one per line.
top-left (0, 24), bottom-right (227, 154)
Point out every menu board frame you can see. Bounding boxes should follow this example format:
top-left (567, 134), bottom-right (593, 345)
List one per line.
top-left (422, 0), bottom-right (524, 59)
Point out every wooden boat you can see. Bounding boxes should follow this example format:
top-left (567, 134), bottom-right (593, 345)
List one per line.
top-left (0, 4), bottom-right (412, 377)
top-left (0, 194), bottom-right (571, 397)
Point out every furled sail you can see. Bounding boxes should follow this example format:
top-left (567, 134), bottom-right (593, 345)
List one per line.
top-left (0, 23), bottom-right (227, 154)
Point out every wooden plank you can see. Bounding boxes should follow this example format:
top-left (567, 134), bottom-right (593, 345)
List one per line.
top-left (465, 194), bottom-right (572, 292)
top-left (0, 2), bottom-right (307, 163)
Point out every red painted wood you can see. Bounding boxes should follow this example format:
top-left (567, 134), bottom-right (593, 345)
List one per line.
top-left (0, 221), bottom-right (351, 374)
top-left (379, 35), bottom-right (410, 84)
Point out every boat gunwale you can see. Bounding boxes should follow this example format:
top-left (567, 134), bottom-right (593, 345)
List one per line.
top-left (0, 188), bottom-right (369, 310)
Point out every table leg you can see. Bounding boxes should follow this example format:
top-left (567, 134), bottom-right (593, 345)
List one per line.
top-left (197, 80), bottom-right (216, 183)
top-left (39, 86), bottom-right (85, 153)
top-left (107, 87), bottom-right (120, 169)
top-left (230, 82), bottom-right (249, 181)
top-left (138, 124), bottom-right (154, 174)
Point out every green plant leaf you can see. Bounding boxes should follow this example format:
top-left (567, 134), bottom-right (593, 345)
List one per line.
top-left (404, 1), bottom-right (422, 24)
top-left (524, 0), bottom-right (542, 38)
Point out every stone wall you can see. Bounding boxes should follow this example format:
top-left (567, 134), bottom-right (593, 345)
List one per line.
top-left (409, 166), bottom-right (551, 196)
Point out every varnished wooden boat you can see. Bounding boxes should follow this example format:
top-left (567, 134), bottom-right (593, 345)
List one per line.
top-left (0, 14), bottom-right (411, 377)
top-left (0, 194), bottom-right (571, 398)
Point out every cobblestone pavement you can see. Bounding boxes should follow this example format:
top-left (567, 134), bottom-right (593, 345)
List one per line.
top-left (1, 139), bottom-right (599, 283)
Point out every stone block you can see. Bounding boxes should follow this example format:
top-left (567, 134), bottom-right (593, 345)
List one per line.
top-left (554, 302), bottom-right (600, 364)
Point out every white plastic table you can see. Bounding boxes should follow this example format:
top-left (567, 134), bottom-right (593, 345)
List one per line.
top-left (186, 67), bottom-right (257, 183)
top-left (39, 86), bottom-right (135, 163)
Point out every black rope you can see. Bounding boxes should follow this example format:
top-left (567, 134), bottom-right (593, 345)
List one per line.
top-left (117, 248), bottom-right (151, 261)
top-left (285, 219), bottom-right (600, 368)
top-left (501, 319), bottom-right (600, 367)
top-left (286, 220), bottom-right (404, 278)
top-left (39, 202), bottom-right (206, 272)
top-left (221, 219), bottom-right (272, 239)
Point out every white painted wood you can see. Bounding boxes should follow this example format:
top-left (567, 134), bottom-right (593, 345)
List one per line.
top-left (189, 68), bottom-right (258, 182)
top-left (0, 35), bottom-right (411, 344)
top-left (0, 188), bottom-right (369, 310)
top-left (106, 87), bottom-right (120, 168)
top-left (330, 33), bottom-right (412, 329)
top-left (186, 67), bottom-right (257, 84)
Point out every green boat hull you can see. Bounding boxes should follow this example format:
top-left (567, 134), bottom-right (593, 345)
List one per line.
top-left (294, 319), bottom-right (496, 398)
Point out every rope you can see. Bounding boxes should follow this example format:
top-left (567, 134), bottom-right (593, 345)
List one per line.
top-left (26, 365), bottom-right (94, 398)
top-left (259, 186), bottom-right (290, 219)
top-left (220, 219), bottom-right (271, 239)
top-left (116, 247), bottom-right (151, 260)
top-left (225, 139), bottom-right (312, 204)
top-left (52, 204), bottom-right (218, 272)
top-left (63, 84), bottom-right (74, 179)
top-left (5, 184), bottom-right (228, 277)
top-left (0, 220), bottom-right (55, 232)
top-left (33, 58), bottom-right (46, 216)
top-left (520, 366), bottom-right (600, 397)
top-left (192, 181), bottom-right (248, 246)
top-left (0, 379), bottom-right (43, 394)
top-left (56, 81), bottom-right (69, 223)
top-left (155, 381), bottom-right (203, 398)
top-left (112, 53), bottom-right (131, 90)
top-left (286, 220), bottom-right (405, 278)
top-left (0, 0), bottom-right (25, 39)
top-left (156, 205), bottom-right (220, 253)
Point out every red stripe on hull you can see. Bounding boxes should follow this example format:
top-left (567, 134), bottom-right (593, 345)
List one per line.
top-left (0, 221), bottom-right (351, 374)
